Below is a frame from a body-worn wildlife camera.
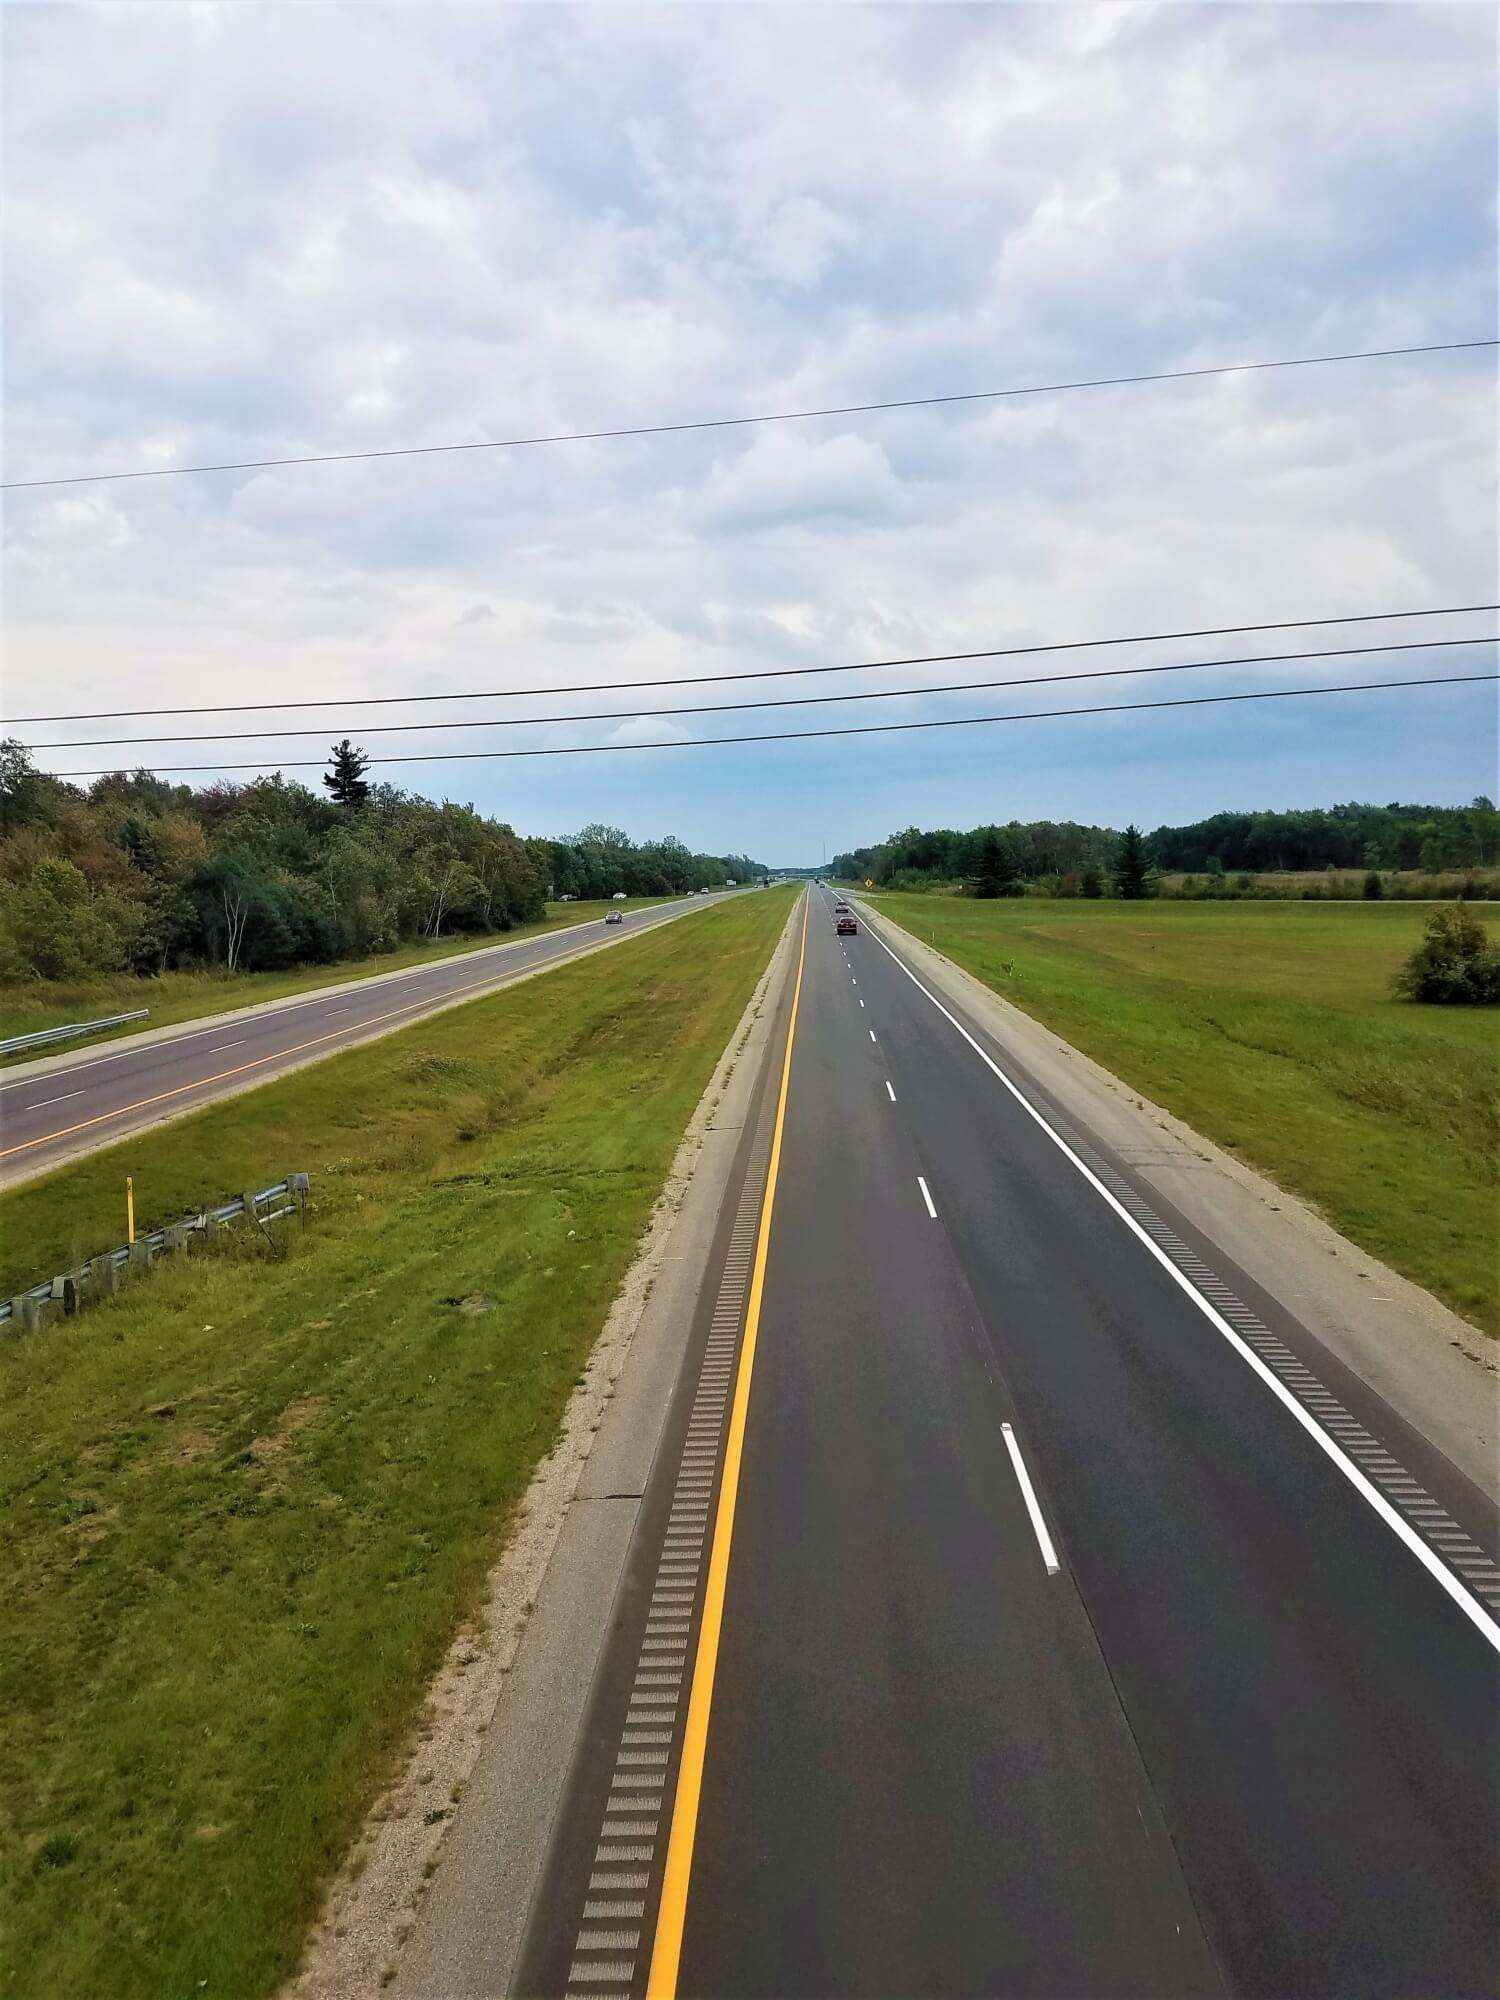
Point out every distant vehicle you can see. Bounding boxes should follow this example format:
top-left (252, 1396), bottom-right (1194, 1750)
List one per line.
top-left (834, 900), bottom-right (849, 913)
top-left (612, 890), bottom-right (627, 900)
top-left (837, 915), bottom-right (857, 935)
top-left (725, 878), bottom-right (737, 888)
top-left (605, 909), bottom-right (624, 925)
top-left (558, 893), bottom-right (575, 901)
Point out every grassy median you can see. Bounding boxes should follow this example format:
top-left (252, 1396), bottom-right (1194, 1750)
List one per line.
top-left (0, 898), bottom-right (680, 1061)
top-left (867, 895), bottom-right (1498, 1335)
top-left (0, 887), bottom-right (793, 2000)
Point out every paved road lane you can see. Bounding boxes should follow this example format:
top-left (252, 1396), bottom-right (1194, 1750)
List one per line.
top-left (512, 887), bottom-right (1500, 1998)
top-left (756, 893), bottom-right (1499, 1996)
top-left (680, 900), bottom-right (1222, 1998)
top-left (0, 896), bottom-right (730, 1185)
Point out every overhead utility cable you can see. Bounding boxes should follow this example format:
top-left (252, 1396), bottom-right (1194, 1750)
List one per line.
top-left (5, 339), bottom-right (1493, 491)
top-left (39, 670), bottom-right (1496, 780)
top-left (24, 635), bottom-right (1492, 750)
top-left (10, 599), bottom-right (1493, 724)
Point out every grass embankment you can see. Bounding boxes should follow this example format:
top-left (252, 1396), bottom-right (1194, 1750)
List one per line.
top-left (867, 895), bottom-right (1498, 1334)
top-left (0, 898), bottom-right (680, 1062)
top-left (0, 887), bottom-right (794, 2000)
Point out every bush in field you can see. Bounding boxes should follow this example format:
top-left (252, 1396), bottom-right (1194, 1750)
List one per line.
top-left (1395, 904), bottom-right (1500, 1005)
top-left (1363, 870), bottom-right (1384, 900)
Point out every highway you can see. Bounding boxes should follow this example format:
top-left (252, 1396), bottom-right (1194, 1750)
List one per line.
top-left (516, 888), bottom-right (1500, 2000)
top-left (0, 895), bottom-right (730, 1186)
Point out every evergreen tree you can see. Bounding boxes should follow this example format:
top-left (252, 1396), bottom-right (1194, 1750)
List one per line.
top-left (1114, 824), bottom-right (1150, 899)
top-left (1080, 863), bottom-right (1102, 898)
top-left (973, 827), bottom-right (1023, 898)
top-left (973, 828), bottom-right (1004, 899)
top-left (323, 739), bottom-right (371, 809)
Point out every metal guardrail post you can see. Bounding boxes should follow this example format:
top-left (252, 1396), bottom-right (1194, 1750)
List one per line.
top-left (0, 1008), bottom-right (150, 1056)
top-left (0, 1174), bottom-right (306, 1329)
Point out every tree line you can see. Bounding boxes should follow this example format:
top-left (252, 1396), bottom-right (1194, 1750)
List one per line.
top-left (0, 740), bottom-right (767, 983)
top-left (833, 799), bottom-right (1499, 898)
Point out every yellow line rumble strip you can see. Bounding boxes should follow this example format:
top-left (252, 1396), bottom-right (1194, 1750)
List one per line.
top-left (559, 897), bottom-right (809, 2000)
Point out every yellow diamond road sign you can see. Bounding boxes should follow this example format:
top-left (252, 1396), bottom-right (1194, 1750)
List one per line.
top-left (864, 878), bottom-right (873, 888)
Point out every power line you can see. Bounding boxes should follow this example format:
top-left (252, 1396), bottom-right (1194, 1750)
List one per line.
top-left (24, 635), bottom-right (1492, 751)
top-left (9, 599), bottom-right (1493, 723)
top-left (39, 671), bottom-right (1495, 780)
top-left (6, 339), bottom-right (1493, 493)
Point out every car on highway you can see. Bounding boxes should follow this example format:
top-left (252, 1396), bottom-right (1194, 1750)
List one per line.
top-left (837, 914), bottom-right (857, 935)
top-left (834, 899), bottom-right (850, 913)
top-left (604, 909), bottom-right (624, 925)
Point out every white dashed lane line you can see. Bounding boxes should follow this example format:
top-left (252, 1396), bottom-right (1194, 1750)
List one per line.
top-left (886, 1080), bottom-right (897, 1103)
top-left (917, 1175), bottom-right (938, 1219)
top-left (858, 909), bottom-right (1500, 1645)
top-left (26, 1090), bottom-right (84, 1109)
top-left (210, 1040), bottom-right (246, 1052)
top-left (1002, 1423), bottom-right (1062, 1576)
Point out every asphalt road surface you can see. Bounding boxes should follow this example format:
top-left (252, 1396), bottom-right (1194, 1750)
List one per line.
top-left (519, 888), bottom-right (1500, 2000)
top-left (0, 895), bottom-right (729, 1185)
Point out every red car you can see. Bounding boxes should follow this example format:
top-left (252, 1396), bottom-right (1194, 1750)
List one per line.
top-left (837, 915), bottom-right (857, 935)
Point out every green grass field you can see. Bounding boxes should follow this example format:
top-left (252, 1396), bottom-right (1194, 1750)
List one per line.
top-left (0, 887), bottom-right (793, 2000)
top-left (867, 895), bottom-right (1498, 1334)
top-left (0, 898), bottom-right (680, 1063)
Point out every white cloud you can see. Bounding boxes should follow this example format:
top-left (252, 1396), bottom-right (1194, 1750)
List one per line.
top-left (697, 430), bottom-right (905, 534)
top-left (2, 3), bottom-right (1494, 851)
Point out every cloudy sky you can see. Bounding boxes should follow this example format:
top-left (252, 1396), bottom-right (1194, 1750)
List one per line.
top-left (4, 2), bottom-right (1495, 863)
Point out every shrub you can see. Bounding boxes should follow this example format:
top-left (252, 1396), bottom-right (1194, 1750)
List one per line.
top-left (1395, 904), bottom-right (1500, 1005)
top-left (1363, 870), bottom-right (1383, 900)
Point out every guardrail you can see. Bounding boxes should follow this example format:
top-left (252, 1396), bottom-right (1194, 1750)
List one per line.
top-left (0, 1009), bottom-right (149, 1056)
top-left (1, 1173), bottom-right (309, 1331)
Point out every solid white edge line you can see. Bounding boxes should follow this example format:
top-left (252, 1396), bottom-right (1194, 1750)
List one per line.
top-left (858, 906), bottom-right (1500, 1655)
top-left (886, 1080), bottom-right (896, 1102)
top-left (1002, 1422), bottom-right (1062, 1575)
top-left (917, 1174), bottom-right (938, 1219)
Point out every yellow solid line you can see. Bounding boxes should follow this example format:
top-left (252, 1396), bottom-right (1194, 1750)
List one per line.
top-left (647, 893), bottom-right (809, 1998)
